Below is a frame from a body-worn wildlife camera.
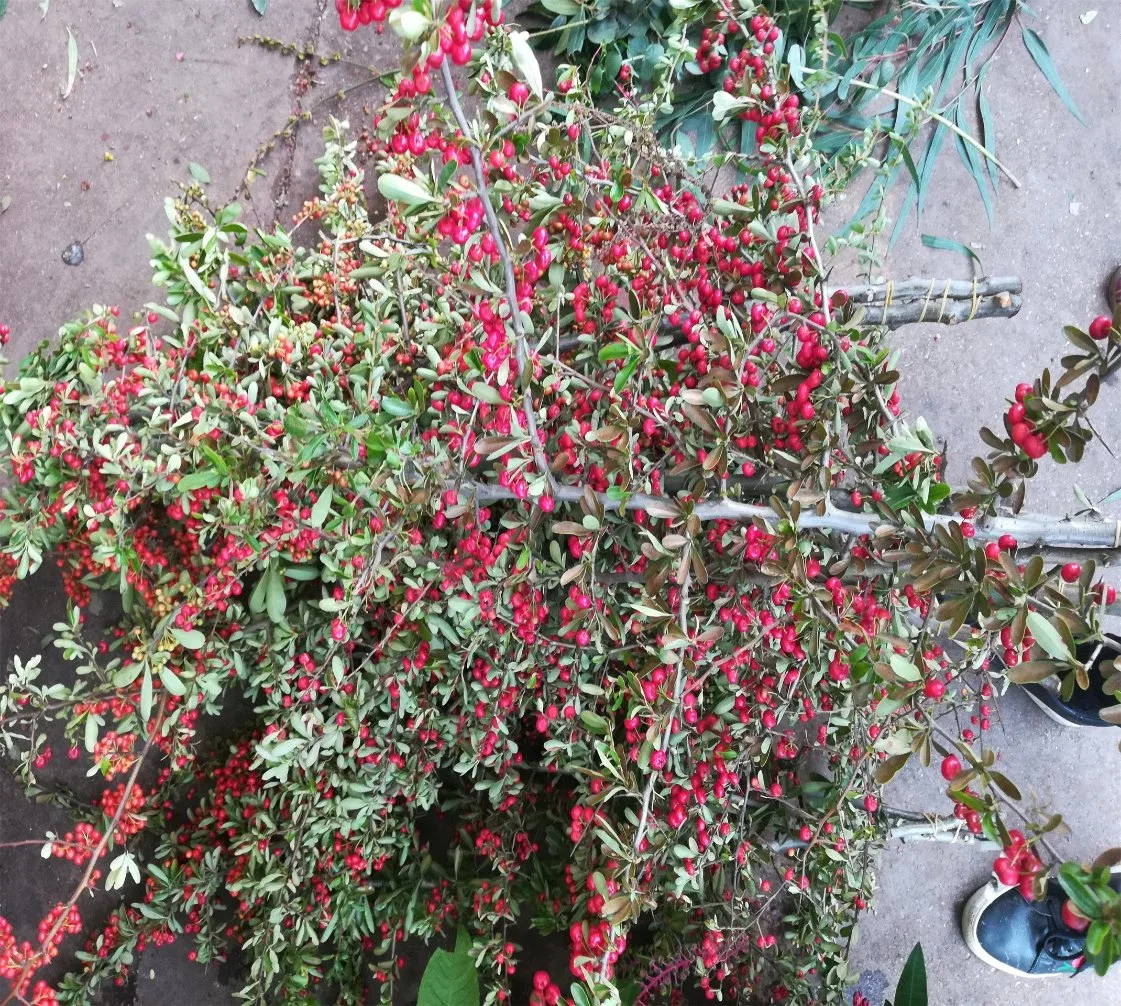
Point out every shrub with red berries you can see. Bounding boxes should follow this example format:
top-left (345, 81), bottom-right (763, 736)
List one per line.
top-left (1, 2), bottom-right (1120, 1004)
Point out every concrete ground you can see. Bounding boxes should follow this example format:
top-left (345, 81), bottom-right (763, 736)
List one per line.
top-left (0, 1), bottom-right (1119, 1004)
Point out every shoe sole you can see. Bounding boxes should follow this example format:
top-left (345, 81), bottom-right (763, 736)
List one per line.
top-left (1021, 685), bottom-right (1097, 729)
top-left (962, 865), bottom-right (1121, 976)
top-left (960, 880), bottom-right (1057, 978)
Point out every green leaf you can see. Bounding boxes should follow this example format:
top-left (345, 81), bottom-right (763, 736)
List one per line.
top-left (0, 1), bottom-right (8, 19)
top-left (188, 162), bottom-right (210, 185)
top-left (377, 173), bottom-right (435, 207)
top-left (586, 16), bottom-right (618, 46)
top-left (613, 356), bottom-right (639, 394)
top-left (509, 30), bottom-right (543, 98)
top-left (159, 666), bottom-right (187, 696)
top-left (541, 0), bottom-right (580, 13)
top-left (921, 234), bottom-right (981, 270)
top-left (416, 947), bottom-right (480, 1006)
top-left (249, 568), bottom-right (271, 614)
top-left (976, 67), bottom-right (999, 191)
top-left (140, 666), bottom-right (153, 722)
top-left (1058, 863), bottom-right (1102, 918)
top-left (389, 9), bottom-right (430, 42)
top-left (598, 342), bottom-right (634, 363)
top-left (265, 567), bottom-right (287, 623)
top-left (250, 0), bottom-right (268, 14)
top-left (952, 98), bottom-right (993, 228)
top-left (61, 25), bottom-right (78, 99)
top-left (892, 942), bottom-right (927, 1006)
top-left (310, 486), bottom-right (334, 528)
top-left (380, 396), bottom-right (414, 418)
top-left (887, 653), bottom-right (921, 682)
top-left (1021, 26), bottom-right (1085, 125)
top-left (177, 470), bottom-right (222, 492)
top-left (170, 627), bottom-right (205, 650)
top-left (1025, 611), bottom-right (1073, 661)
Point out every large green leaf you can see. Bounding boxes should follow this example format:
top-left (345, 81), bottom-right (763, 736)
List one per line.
top-left (417, 944), bottom-right (480, 1006)
top-left (1025, 611), bottom-right (1072, 661)
top-left (891, 943), bottom-right (927, 1006)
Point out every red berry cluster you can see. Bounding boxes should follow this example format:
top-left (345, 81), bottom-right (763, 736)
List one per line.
top-left (529, 969), bottom-right (561, 1006)
top-left (1006, 382), bottom-right (1048, 459)
top-left (992, 829), bottom-right (1043, 899)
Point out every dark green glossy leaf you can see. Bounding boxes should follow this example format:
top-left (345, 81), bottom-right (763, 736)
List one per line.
top-left (893, 942), bottom-right (927, 1006)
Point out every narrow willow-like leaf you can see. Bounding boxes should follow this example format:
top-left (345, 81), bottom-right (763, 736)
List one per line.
top-left (1021, 26), bottom-right (1086, 125)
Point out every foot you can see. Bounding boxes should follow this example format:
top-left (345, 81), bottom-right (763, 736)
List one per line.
top-left (962, 870), bottom-right (1121, 977)
top-left (1019, 634), bottom-right (1121, 728)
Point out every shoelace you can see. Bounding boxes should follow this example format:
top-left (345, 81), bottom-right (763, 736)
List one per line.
top-left (1028, 899), bottom-right (1087, 974)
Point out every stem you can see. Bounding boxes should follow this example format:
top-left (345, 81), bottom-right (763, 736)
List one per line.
top-left (847, 79), bottom-right (1023, 188)
top-left (631, 570), bottom-right (693, 858)
top-left (438, 61), bottom-right (554, 491)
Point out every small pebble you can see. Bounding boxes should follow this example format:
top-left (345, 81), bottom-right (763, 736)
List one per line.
top-left (61, 241), bottom-right (84, 266)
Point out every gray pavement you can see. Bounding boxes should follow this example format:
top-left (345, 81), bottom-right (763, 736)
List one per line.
top-left (1, 2), bottom-right (1119, 1004)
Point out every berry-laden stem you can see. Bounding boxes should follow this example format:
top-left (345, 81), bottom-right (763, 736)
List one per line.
top-left (446, 479), bottom-right (1121, 551)
top-left (438, 59), bottom-right (555, 491)
top-left (0, 695), bottom-right (168, 1006)
top-left (630, 569), bottom-right (693, 860)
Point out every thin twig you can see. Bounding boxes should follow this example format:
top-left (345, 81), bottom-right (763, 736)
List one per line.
top-left (439, 61), bottom-right (555, 491)
top-left (0, 695), bottom-right (168, 1006)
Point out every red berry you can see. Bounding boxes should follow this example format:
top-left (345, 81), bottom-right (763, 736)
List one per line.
top-left (509, 80), bottom-right (530, 104)
top-left (993, 855), bottom-right (1019, 887)
top-left (451, 40), bottom-right (472, 65)
top-left (924, 678), bottom-right (946, 699)
top-left (940, 755), bottom-right (962, 781)
top-left (1089, 315), bottom-right (1114, 340)
top-left (1015, 382), bottom-right (1033, 403)
top-left (1061, 899), bottom-right (1091, 932)
top-left (998, 534), bottom-right (1017, 550)
top-left (1007, 402), bottom-right (1025, 423)
top-left (863, 794), bottom-right (878, 813)
top-left (339, 8), bottom-right (359, 30)
top-left (985, 542), bottom-right (1000, 560)
top-left (1022, 434), bottom-right (1047, 459)
top-left (1009, 422), bottom-right (1029, 445)
top-left (1060, 562), bottom-right (1082, 584)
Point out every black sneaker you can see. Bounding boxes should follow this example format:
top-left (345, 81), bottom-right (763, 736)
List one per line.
top-left (962, 869), bottom-right (1121, 977)
top-left (1020, 634), bottom-right (1121, 728)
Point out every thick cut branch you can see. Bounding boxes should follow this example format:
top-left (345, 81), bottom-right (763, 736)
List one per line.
top-left (834, 275), bottom-right (1022, 329)
top-left (449, 479), bottom-right (1121, 551)
top-left (556, 276), bottom-right (1023, 352)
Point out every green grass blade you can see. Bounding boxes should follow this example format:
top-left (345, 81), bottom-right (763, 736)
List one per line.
top-left (976, 67), bottom-right (1000, 190)
top-left (953, 96), bottom-right (994, 227)
top-left (1021, 25), bottom-right (1086, 125)
top-left (922, 233), bottom-right (983, 272)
